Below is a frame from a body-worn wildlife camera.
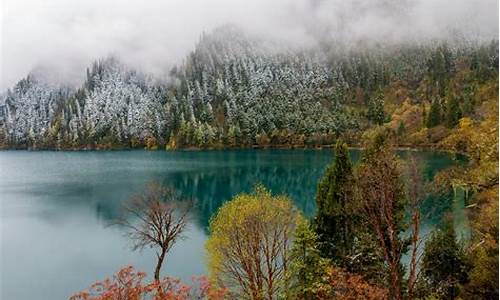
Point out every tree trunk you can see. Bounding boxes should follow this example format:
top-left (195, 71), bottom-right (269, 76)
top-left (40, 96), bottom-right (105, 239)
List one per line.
top-left (407, 210), bottom-right (420, 300)
top-left (154, 248), bottom-right (167, 282)
top-left (390, 266), bottom-right (402, 300)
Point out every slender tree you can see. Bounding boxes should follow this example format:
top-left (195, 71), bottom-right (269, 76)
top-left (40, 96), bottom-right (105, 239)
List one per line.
top-left (405, 156), bottom-right (425, 299)
top-left (118, 182), bottom-right (192, 281)
top-left (355, 136), bottom-right (409, 300)
top-left (426, 98), bottom-right (442, 128)
top-left (445, 96), bottom-right (462, 128)
top-left (367, 91), bottom-right (386, 125)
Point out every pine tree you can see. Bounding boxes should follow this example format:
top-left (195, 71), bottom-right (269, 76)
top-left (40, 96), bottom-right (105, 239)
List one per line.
top-left (426, 98), bottom-right (442, 128)
top-left (397, 121), bottom-right (406, 136)
top-left (421, 103), bottom-right (427, 127)
top-left (445, 96), bottom-right (462, 128)
top-left (420, 218), bottom-right (469, 299)
top-left (367, 91), bottom-right (385, 125)
top-left (285, 218), bottom-right (328, 300)
top-left (314, 140), bottom-right (356, 265)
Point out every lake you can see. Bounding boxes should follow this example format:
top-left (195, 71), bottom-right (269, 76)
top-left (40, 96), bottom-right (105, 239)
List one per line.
top-left (0, 149), bottom-right (466, 300)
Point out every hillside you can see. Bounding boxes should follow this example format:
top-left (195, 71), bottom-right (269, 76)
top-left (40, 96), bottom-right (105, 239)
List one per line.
top-left (0, 26), bottom-right (497, 150)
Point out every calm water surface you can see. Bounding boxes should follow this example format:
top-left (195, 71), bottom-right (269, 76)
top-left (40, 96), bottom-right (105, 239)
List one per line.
top-left (0, 149), bottom-right (465, 300)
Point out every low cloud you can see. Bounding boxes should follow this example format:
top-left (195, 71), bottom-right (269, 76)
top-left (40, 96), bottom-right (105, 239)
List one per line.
top-left (1, 0), bottom-right (497, 89)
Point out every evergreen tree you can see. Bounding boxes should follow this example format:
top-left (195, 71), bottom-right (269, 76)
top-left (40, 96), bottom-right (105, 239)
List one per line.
top-left (460, 82), bottom-right (477, 116)
top-left (285, 218), bottom-right (328, 300)
top-left (367, 91), bottom-right (385, 125)
top-left (419, 218), bottom-right (469, 299)
top-left (1, 28), bottom-right (497, 151)
top-left (421, 103), bottom-right (427, 127)
top-left (314, 140), bottom-right (356, 265)
top-left (445, 96), bottom-right (462, 128)
top-left (428, 45), bottom-right (453, 96)
top-left (426, 98), bottom-right (442, 128)
top-left (396, 121), bottom-right (406, 136)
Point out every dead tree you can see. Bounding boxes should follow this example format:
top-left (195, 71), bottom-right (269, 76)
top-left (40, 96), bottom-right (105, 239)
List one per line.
top-left (118, 181), bottom-right (192, 281)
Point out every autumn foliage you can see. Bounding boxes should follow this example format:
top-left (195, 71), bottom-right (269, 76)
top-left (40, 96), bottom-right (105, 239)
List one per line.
top-left (206, 185), bottom-right (300, 299)
top-left (70, 266), bottom-right (227, 300)
top-left (314, 267), bottom-right (388, 300)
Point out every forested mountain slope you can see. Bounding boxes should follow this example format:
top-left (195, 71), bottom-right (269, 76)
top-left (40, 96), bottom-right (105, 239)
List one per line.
top-left (0, 26), bottom-right (497, 150)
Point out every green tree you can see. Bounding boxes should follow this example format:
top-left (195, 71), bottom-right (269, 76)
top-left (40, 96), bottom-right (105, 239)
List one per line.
top-left (462, 240), bottom-right (499, 300)
top-left (285, 218), bottom-right (328, 300)
top-left (426, 98), bottom-right (442, 128)
top-left (460, 83), bottom-right (477, 116)
top-left (460, 189), bottom-right (499, 300)
top-left (420, 218), bottom-right (469, 299)
top-left (445, 96), bottom-right (462, 128)
top-left (428, 45), bottom-right (453, 96)
top-left (367, 91), bottom-right (386, 125)
top-left (193, 122), bottom-right (204, 147)
top-left (226, 124), bottom-right (239, 147)
top-left (396, 121), bottom-right (406, 136)
top-left (314, 140), bottom-right (356, 265)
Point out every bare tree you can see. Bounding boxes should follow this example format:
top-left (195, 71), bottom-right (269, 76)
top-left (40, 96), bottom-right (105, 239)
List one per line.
top-left (118, 181), bottom-right (192, 281)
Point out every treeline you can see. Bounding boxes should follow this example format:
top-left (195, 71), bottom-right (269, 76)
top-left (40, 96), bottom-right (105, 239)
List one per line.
top-left (0, 26), bottom-right (497, 150)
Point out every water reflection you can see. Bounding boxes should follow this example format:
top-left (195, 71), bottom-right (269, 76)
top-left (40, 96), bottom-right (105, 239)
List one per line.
top-left (0, 149), bottom-right (463, 300)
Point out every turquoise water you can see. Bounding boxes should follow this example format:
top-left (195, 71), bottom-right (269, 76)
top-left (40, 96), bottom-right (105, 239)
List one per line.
top-left (0, 149), bottom-right (464, 300)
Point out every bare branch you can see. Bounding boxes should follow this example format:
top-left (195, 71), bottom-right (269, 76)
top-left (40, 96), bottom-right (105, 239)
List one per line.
top-left (115, 181), bottom-right (192, 281)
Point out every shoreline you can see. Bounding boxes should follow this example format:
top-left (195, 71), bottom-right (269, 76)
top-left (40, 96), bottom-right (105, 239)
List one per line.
top-left (0, 143), bottom-right (464, 156)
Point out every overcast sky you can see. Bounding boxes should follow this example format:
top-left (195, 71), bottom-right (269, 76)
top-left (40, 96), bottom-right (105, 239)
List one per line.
top-left (0, 0), bottom-right (498, 90)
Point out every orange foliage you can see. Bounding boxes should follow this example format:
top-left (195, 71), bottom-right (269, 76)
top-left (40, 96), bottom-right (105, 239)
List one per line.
top-left (70, 266), bottom-right (228, 300)
top-left (315, 267), bottom-right (388, 300)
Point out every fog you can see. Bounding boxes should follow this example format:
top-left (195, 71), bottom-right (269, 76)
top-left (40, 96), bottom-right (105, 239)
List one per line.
top-left (1, 0), bottom-right (498, 89)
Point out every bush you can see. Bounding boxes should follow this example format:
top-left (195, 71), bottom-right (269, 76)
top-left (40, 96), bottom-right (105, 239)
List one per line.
top-left (70, 266), bottom-right (227, 300)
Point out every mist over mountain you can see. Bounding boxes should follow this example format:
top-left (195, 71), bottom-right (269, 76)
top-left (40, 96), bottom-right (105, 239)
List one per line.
top-left (1, 0), bottom-right (497, 89)
top-left (0, 20), bottom-right (497, 151)
top-left (0, 0), bottom-right (498, 151)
